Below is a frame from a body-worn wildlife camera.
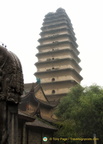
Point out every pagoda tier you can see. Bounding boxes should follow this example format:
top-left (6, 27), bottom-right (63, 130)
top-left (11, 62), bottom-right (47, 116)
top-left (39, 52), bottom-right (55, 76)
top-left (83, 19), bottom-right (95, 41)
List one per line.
top-left (40, 27), bottom-right (76, 41)
top-left (37, 41), bottom-right (79, 58)
top-left (35, 68), bottom-right (82, 84)
top-left (41, 24), bottom-right (75, 39)
top-left (41, 22), bottom-right (74, 33)
top-left (35, 58), bottom-right (82, 73)
top-left (35, 8), bottom-right (83, 101)
top-left (36, 49), bottom-right (81, 63)
top-left (43, 18), bottom-right (69, 26)
top-left (37, 40), bottom-right (79, 53)
top-left (38, 34), bottom-right (77, 48)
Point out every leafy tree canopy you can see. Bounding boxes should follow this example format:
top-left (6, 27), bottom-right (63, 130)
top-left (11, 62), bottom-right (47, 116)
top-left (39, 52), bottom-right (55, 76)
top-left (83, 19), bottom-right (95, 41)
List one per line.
top-left (55, 84), bottom-right (103, 143)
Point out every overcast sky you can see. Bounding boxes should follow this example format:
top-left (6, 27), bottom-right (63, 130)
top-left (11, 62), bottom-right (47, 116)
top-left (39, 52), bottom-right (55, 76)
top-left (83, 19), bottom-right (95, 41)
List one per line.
top-left (0, 0), bottom-right (103, 86)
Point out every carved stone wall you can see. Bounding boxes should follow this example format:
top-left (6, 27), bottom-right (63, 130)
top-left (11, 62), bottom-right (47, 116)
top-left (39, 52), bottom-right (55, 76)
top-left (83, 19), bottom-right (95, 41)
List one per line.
top-left (0, 46), bottom-right (23, 103)
top-left (0, 45), bottom-right (24, 144)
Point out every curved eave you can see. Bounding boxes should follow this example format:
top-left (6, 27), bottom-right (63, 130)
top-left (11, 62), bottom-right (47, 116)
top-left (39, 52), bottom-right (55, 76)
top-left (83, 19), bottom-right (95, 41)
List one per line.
top-left (46, 93), bottom-right (67, 98)
top-left (35, 68), bottom-right (83, 80)
top-left (22, 96), bottom-right (56, 109)
top-left (18, 111), bottom-right (35, 121)
top-left (38, 99), bottom-right (58, 108)
top-left (21, 90), bottom-right (34, 102)
top-left (37, 40), bottom-right (78, 50)
top-left (21, 89), bottom-right (56, 108)
top-left (26, 119), bottom-right (57, 131)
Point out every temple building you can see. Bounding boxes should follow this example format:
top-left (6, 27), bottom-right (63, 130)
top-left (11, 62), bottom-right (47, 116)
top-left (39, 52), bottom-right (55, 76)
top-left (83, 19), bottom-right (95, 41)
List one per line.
top-left (18, 83), bottom-right (58, 144)
top-left (35, 8), bottom-right (83, 101)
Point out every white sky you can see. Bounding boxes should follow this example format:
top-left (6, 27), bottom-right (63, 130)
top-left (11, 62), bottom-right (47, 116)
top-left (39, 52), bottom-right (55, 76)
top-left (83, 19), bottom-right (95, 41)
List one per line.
top-left (0, 0), bottom-right (103, 86)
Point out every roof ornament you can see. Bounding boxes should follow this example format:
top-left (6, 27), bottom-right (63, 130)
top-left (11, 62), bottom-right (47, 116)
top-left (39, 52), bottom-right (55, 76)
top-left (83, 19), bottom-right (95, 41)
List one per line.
top-left (56, 8), bottom-right (66, 13)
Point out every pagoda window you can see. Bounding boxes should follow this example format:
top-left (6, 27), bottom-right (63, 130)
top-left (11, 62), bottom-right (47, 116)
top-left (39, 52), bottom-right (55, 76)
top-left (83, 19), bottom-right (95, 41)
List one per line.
top-left (52, 90), bottom-right (55, 94)
top-left (52, 78), bottom-right (55, 81)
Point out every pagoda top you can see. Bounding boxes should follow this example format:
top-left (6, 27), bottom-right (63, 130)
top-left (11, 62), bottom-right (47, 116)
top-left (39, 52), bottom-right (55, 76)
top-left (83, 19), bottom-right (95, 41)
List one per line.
top-left (45, 8), bottom-right (66, 17)
top-left (56, 8), bottom-right (66, 13)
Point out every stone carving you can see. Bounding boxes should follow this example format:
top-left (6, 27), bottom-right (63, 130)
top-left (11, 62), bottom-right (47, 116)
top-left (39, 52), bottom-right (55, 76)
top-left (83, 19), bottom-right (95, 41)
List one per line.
top-left (0, 45), bottom-right (24, 103)
top-left (0, 45), bottom-right (24, 144)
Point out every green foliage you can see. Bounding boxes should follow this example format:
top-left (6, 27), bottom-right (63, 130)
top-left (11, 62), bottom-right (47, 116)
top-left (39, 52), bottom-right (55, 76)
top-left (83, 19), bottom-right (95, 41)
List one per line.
top-left (55, 84), bottom-right (103, 143)
top-left (55, 85), bottom-right (84, 119)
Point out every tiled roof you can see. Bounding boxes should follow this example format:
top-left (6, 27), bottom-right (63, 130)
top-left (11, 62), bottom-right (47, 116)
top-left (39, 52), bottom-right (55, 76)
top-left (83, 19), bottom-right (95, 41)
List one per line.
top-left (26, 119), bottom-right (57, 131)
top-left (18, 110), bottom-right (35, 121)
top-left (21, 83), bottom-right (59, 108)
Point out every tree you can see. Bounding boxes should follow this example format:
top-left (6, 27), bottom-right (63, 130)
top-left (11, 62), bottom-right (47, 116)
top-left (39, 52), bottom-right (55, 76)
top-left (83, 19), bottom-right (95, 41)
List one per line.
top-left (55, 84), bottom-right (103, 143)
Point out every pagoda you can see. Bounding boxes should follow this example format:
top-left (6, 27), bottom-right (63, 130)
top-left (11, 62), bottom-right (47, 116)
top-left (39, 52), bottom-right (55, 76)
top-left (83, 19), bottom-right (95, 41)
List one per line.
top-left (35, 8), bottom-right (83, 101)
